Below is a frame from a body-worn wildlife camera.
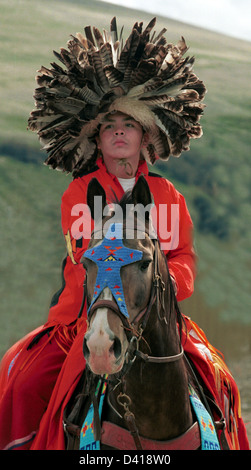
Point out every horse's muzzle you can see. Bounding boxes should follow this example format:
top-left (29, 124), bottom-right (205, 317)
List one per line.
top-left (83, 307), bottom-right (125, 376)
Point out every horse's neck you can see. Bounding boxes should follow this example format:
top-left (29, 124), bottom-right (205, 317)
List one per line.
top-left (105, 322), bottom-right (193, 441)
top-left (123, 316), bottom-right (192, 440)
top-left (128, 365), bottom-right (191, 440)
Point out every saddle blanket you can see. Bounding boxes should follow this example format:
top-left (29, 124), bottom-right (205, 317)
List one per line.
top-left (79, 380), bottom-right (220, 450)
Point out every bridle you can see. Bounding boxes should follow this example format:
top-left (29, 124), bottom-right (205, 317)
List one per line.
top-left (80, 231), bottom-right (184, 368)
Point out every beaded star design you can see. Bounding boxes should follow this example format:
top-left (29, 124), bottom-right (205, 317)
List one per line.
top-left (84, 223), bottom-right (143, 317)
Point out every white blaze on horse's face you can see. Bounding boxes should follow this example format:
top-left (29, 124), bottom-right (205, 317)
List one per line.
top-left (83, 237), bottom-right (154, 376)
top-left (84, 287), bottom-right (129, 376)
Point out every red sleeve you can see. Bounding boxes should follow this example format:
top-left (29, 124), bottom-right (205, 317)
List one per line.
top-left (61, 178), bottom-right (93, 265)
top-left (47, 178), bottom-right (93, 324)
top-left (167, 191), bottom-right (196, 301)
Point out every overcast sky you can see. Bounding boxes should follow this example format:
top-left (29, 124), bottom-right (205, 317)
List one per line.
top-left (100, 0), bottom-right (251, 42)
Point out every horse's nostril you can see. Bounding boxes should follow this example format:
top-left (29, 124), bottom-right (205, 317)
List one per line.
top-left (109, 337), bottom-right (122, 359)
top-left (83, 338), bottom-right (90, 359)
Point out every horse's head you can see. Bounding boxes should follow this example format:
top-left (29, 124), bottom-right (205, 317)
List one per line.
top-left (82, 176), bottom-right (159, 376)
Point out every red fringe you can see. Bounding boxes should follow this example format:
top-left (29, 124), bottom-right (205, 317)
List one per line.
top-left (183, 316), bottom-right (242, 449)
top-left (19, 318), bottom-right (84, 373)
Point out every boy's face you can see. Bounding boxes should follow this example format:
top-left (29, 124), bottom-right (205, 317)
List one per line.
top-left (97, 112), bottom-right (147, 169)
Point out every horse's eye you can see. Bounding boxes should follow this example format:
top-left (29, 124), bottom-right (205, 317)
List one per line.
top-left (140, 260), bottom-right (152, 271)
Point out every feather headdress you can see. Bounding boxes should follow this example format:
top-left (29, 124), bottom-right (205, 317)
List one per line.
top-left (28, 17), bottom-right (206, 176)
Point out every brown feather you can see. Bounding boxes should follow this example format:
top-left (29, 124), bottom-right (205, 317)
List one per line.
top-left (28, 17), bottom-right (206, 174)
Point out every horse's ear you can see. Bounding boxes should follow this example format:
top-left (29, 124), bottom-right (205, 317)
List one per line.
top-left (87, 178), bottom-right (107, 221)
top-left (132, 176), bottom-right (152, 207)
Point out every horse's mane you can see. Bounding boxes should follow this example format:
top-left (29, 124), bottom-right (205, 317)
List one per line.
top-left (161, 252), bottom-right (185, 344)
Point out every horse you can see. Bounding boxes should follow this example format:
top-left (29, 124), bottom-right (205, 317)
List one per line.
top-left (63, 176), bottom-right (218, 450)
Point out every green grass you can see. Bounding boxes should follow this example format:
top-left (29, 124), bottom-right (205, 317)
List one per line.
top-left (0, 156), bottom-right (70, 356)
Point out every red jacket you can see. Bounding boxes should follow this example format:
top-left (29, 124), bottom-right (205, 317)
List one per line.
top-left (47, 158), bottom-right (196, 325)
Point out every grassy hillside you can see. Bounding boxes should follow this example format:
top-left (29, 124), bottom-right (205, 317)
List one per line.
top-left (0, 0), bottom-right (251, 359)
